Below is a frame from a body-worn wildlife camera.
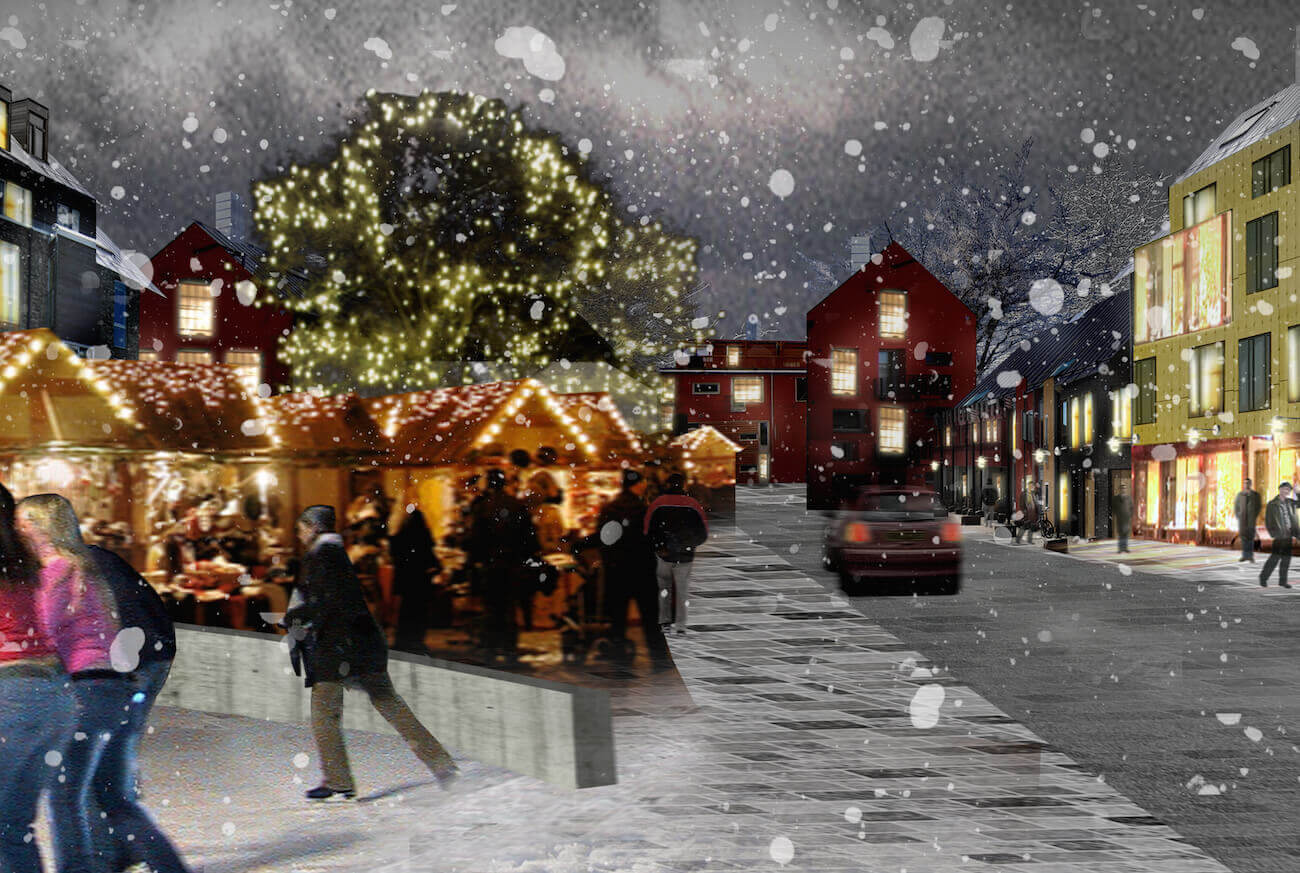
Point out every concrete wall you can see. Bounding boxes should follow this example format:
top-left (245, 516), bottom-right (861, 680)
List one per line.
top-left (160, 625), bottom-right (617, 790)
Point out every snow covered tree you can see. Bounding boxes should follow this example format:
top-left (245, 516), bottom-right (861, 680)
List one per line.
top-left (252, 90), bottom-right (701, 393)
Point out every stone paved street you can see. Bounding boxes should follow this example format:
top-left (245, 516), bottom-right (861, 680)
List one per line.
top-left (117, 486), bottom-right (1250, 872)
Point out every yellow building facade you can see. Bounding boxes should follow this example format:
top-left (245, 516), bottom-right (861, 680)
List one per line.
top-left (1132, 85), bottom-right (1298, 543)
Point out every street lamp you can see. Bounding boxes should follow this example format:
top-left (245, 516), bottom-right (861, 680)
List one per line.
top-left (976, 456), bottom-right (988, 469)
top-left (1033, 449), bottom-right (1046, 464)
top-left (930, 460), bottom-right (940, 471)
top-left (1187, 428), bottom-right (1200, 448)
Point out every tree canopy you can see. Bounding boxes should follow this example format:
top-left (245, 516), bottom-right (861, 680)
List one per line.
top-left (253, 90), bottom-right (701, 393)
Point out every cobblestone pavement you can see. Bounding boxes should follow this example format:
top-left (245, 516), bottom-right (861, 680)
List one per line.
top-left (124, 488), bottom-right (1242, 872)
top-left (742, 484), bottom-right (1300, 873)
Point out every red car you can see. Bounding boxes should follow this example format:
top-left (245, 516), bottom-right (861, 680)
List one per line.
top-left (823, 488), bottom-right (961, 595)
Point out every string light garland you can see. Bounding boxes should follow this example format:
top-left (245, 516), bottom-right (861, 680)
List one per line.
top-left (252, 90), bottom-right (706, 406)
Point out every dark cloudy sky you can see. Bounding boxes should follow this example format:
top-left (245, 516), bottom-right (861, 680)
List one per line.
top-left (1, 0), bottom-right (1297, 334)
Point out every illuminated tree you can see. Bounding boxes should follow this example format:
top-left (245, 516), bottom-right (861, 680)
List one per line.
top-left (253, 90), bottom-right (701, 395)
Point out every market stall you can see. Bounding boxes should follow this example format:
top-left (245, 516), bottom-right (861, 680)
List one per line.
top-left (664, 425), bottom-right (741, 518)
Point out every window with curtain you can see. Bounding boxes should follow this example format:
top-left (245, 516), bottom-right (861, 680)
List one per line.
top-left (1111, 389), bottom-right (1133, 438)
top-left (878, 291), bottom-right (907, 338)
top-left (177, 280), bottom-right (215, 338)
top-left (2, 181), bottom-right (32, 227)
top-left (1238, 333), bottom-right (1271, 412)
top-left (0, 240), bottom-right (19, 328)
top-left (726, 346), bottom-right (740, 367)
top-left (984, 418), bottom-right (999, 443)
top-left (1135, 357), bottom-right (1157, 423)
top-left (1134, 213), bottom-right (1230, 341)
top-left (831, 348), bottom-right (857, 396)
top-left (1189, 341), bottom-right (1225, 416)
top-left (1246, 212), bottom-right (1279, 293)
top-left (225, 349), bottom-right (262, 391)
top-left (878, 406), bottom-right (905, 454)
top-left (176, 349), bottom-right (212, 365)
top-left (1209, 451), bottom-right (1241, 529)
top-left (1252, 145), bottom-right (1291, 198)
top-left (733, 377), bottom-right (763, 403)
top-left (1182, 183), bottom-right (1216, 228)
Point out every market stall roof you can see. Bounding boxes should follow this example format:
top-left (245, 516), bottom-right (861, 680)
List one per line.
top-left (265, 392), bottom-right (387, 458)
top-left (367, 379), bottom-right (636, 467)
top-left (553, 392), bottom-right (645, 459)
top-left (669, 426), bottom-right (742, 456)
top-left (86, 359), bottom-right (275, 455)
top-left (0, 329), bottom-right (143, 451)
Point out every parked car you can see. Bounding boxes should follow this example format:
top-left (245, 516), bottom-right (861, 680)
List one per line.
top-left (823, 487), bottom-right (961, 595)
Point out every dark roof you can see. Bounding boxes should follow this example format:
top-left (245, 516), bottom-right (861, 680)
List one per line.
top-left (1178, 83), bottom-right (1300, 183)
top-left (959, 285), bottom-right (1131, 407)
top-left (189, 220), bottom-right (309, 299)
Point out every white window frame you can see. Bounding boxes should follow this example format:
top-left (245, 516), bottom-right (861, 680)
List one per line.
top-left (225, 348), bottom-right (263, 390)
top-left (2, 181), bottom-right (32, 228)
top-left (878, 290), bottom-right (907, 338)
top-left (831, 348), bottom-right (858, 396)
top-left (878, 406), bottom-right (906, 455)
top-left (732, 376), bottom-right (763, 404)
top-left (177, 280), bottom-right (215, 338)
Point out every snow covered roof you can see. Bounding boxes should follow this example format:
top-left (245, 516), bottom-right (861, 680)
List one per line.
top-left (0, 138), bottom-right (93, 197)
top-left (1178, 83), bottom-right (1300, 183)
top-left (95, 228), bottom-right (164, 297)
top-left (265, 392), bottom-right (386, 457)
top-left (187, 220), bottom-right (310, 299)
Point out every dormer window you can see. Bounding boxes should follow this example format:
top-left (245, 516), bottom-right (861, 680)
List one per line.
top-left (28, 114), bottom-right (44, 161)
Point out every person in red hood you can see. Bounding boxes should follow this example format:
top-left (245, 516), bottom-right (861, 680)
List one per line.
top-left (643, 473), bottom-right (709, 635)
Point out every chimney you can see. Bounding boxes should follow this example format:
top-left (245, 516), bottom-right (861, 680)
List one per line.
top-left (215, 191), bottom-right (251, 242)
top-left (849, 235), bottom-right (874, 272)
top-left (9, 97), bottom-right (48, 162)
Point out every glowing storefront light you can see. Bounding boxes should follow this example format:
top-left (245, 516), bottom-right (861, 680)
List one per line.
top-left (1134, 212), bottom-right (1231, 343)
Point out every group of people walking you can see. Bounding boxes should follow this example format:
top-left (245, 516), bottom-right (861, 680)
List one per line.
top-left (1234, 479), bottom-right (1298, 588)
top-left (0, 484), bottom-right (189, 873)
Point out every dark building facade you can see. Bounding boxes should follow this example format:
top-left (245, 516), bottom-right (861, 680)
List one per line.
top-left (1, 82), bottom-right (154, 358)
top-left (805, 242), bottom-right (977, 509)
top-left (661, 339), bottom-right (808, 484)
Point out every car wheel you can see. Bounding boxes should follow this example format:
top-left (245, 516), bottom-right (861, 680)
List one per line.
top-left (839, 571), bottom-right (863, 594)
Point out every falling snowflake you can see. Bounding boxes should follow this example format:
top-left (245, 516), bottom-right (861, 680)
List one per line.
top-left (768, 169), bottom-right (795, 198)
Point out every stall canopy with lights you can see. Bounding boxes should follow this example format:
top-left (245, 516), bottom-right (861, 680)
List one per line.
top-left (665, 425), bottom-right (742, 517)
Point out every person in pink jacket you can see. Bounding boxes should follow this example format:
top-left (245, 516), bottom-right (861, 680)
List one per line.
top-left (16, 493), bottom-right (192, 873)
top-left (0, 484), bottom-right (75, 873)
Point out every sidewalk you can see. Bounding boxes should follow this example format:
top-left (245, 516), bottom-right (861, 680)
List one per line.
top-left (968, 520), bottom-right (1300, 595)
top-left (126, 509), bottom-right (1233, 873)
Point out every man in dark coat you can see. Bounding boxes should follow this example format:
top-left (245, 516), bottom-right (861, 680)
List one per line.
top-left (465, 469), bottom-right (539, 664)
top-left (1234, 478), bottom-right (1263, 563)
top-left (1013, 485), bottom-right (1039, 545)
top-left (389, 502), bottom-right (441, 655)
top-left (598, 469), bottom-right (670, 665)
top-left (1110, 486), bottom-right (1133, 553)
top-left (981, 484), bottom-right (998, 526)
top-left (286, 505), bottom-right (458, 801)
top-left (644, 473), bottom-right (708, 635)
top-left (1260, 483), bottom-right (1297, 589)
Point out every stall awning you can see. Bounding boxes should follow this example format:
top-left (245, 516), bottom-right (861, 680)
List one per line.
top-left (265, 392), bottom-right (387, 458)
top-left (669, 425), bottom-right (743, 457)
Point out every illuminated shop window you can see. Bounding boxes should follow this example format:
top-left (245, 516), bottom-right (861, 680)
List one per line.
top-left (1134, 213), bottom-right (1230, 342)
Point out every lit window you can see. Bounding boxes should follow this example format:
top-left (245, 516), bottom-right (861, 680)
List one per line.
top-left (1070, 398), bottom-right (1080, 448)
top-left (971, 421), bottom-right (978, 443)
top-left (732, 376), bottom-right (762, 404)
top-left (1083, 393), bottom-right (1094, 443)
top-left (726, 346), bottom-right (740, 367)
top-left (225, 349), bottom-right (262, 391)
top-left (984, 418), bottom-right (999, 443)
top-left (831, 348), bottom-right (857, 396)
top-left (0, 240), bottom-right (19, 328)
top-left (1189, 341), bottom-right (1225, 416)
top-left (1111, 389), bottom-right (1132, 439)
top-left (56, 204), bottom-right (80, 233)
top-left (138, 350), bottom-right (159, 362)
top-left (1058, 473), bottom-right (1070, 525)
top-left (0, 100), bottom-right (7, 150)
top-left (2, 181), bottom-right (32, 227)
top-left (177, 280), bottom-right (215, 338)
top-left (176, 349), bottom-right (212, 365)
top-left (944, 426), bottom-right (952, 446)
top-left (1011, 410), bottom-right (1017, 447)
top-left (878, 291), bottom-right (906, 338)
top-left (1134, 213), bottom-right (1230, 342)
top-left (1182, 183), bottom-right (1216, 228)
top-left (878, 406), bottom-right (905, 455)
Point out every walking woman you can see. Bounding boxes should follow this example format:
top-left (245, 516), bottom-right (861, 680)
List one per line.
top-left (17, 494), bottom-right (192, 873)
top-left (0, 485), bottom-right (75, 873)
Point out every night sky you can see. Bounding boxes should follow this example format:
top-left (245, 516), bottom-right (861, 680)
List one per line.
top-left (2, 0), bottom-right (1297, 335)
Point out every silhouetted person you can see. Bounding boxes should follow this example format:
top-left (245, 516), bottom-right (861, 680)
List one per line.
top-left (598, 470), bottom-right (670, 667)
top-left (1235, 479), bottom-right (1262, 563)
top-left (465, 470), bottom-right (539, 664)
top-left (1260, 483), bottom-right (1297, 589)
top-left (389, 497), bottom-right (441, 655)
top-left (644, 473), bottom-right (708, 635)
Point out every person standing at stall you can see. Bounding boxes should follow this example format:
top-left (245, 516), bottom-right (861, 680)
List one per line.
top-left (644, 473), bottom-right (709, 635)
top-left (16, 493), bottom-right (193, 873)
top-left (465, 470), bottom-right (539, 664)
top-left (0, 485), bottom-right (76, 873)
top-left (388, 492), bottom-right (441, 656)
top-left (286, 505), bottom-right (459, 801)
top-left (598, 470), bottom-right (670, 668)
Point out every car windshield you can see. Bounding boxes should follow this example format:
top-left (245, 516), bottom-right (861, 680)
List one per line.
top-left (856, 491), bottom-right (936, 512)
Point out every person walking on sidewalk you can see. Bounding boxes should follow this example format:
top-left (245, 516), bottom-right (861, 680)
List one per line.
top-left (285, 505), bottom-right (459, 802)
top-left (644, 473), bottom-right (709, 636)
top-left (1110, 487), bottom-right (1133, 553)
top-left (1013, 486), bottom-right (1039, 544)
top-left (1259, 483), bottom-right (1297, 589)
top-left (1234, 479), bottom-right (1262, 564)
top-left (981, 484), bottom-right (998, 527)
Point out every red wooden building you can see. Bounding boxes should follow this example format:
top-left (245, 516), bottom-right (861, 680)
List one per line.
top-left (806, 242), bottom-right (976, 509)
top-left (142, 217), bottom-right (299, 392)
top-left (660, 339), bottom-right (808, 484)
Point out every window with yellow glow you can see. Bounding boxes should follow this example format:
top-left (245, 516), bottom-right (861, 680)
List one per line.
top-left (830, 348), bottom-right (857, 396)
top-left (1281, 450), bottom-right (1299, 495)
top-left (1133, 212), bottom-right (1230, 342)
top-left (1058, 474), bottom-right (1069, 524)
top-left (225, 349), bottom-right (262, 391)
top-left (878, 291), bottom-right (907, 338)
top-left (726, 346), bottom-right (740, 367)
top-left (0, 240), bottom-right (19, 328)
top-left (1174, 456), bottom-right (1195, 528)
top-left (2, 181), bottom-right (32, 227)
top-left (1069, 398), bottom-right (1081, 448)
top-left (1189, 341), bottom-right (1225, 416)
top-left (1208, 451), bottom-right (1240, 529)
top-left (971, 421), bottom-right (978, 443)
top-left (1289, 325), bottom-right (1300, 404)
top-left (1111, 389), bottom-right (1132, 439)
top-left (176, 349), bottom-right (212, 365)
top-left (0, 100), bottom-right (7, 150)
top-left (1182, 183), bottom-right (1216, 228)
top-left (138, 350), bottom-right (159, 362)
top-left (878, 406), bottom-right (905, 454)
top-left (1146, 460), bottom-right (1160, 525)
top-left (944, 426), bottom-right (952, 446)
top-left (984, 418), bottom-right (999, 442)
top-left (1011, 411), bottom-right (1017, 447)
top-left (1083, 394), bottom-right (1094, 443)
top-left (177, 281), bottom-right (215, 338)
top-left (732, 376), bottom-right (762, 404)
